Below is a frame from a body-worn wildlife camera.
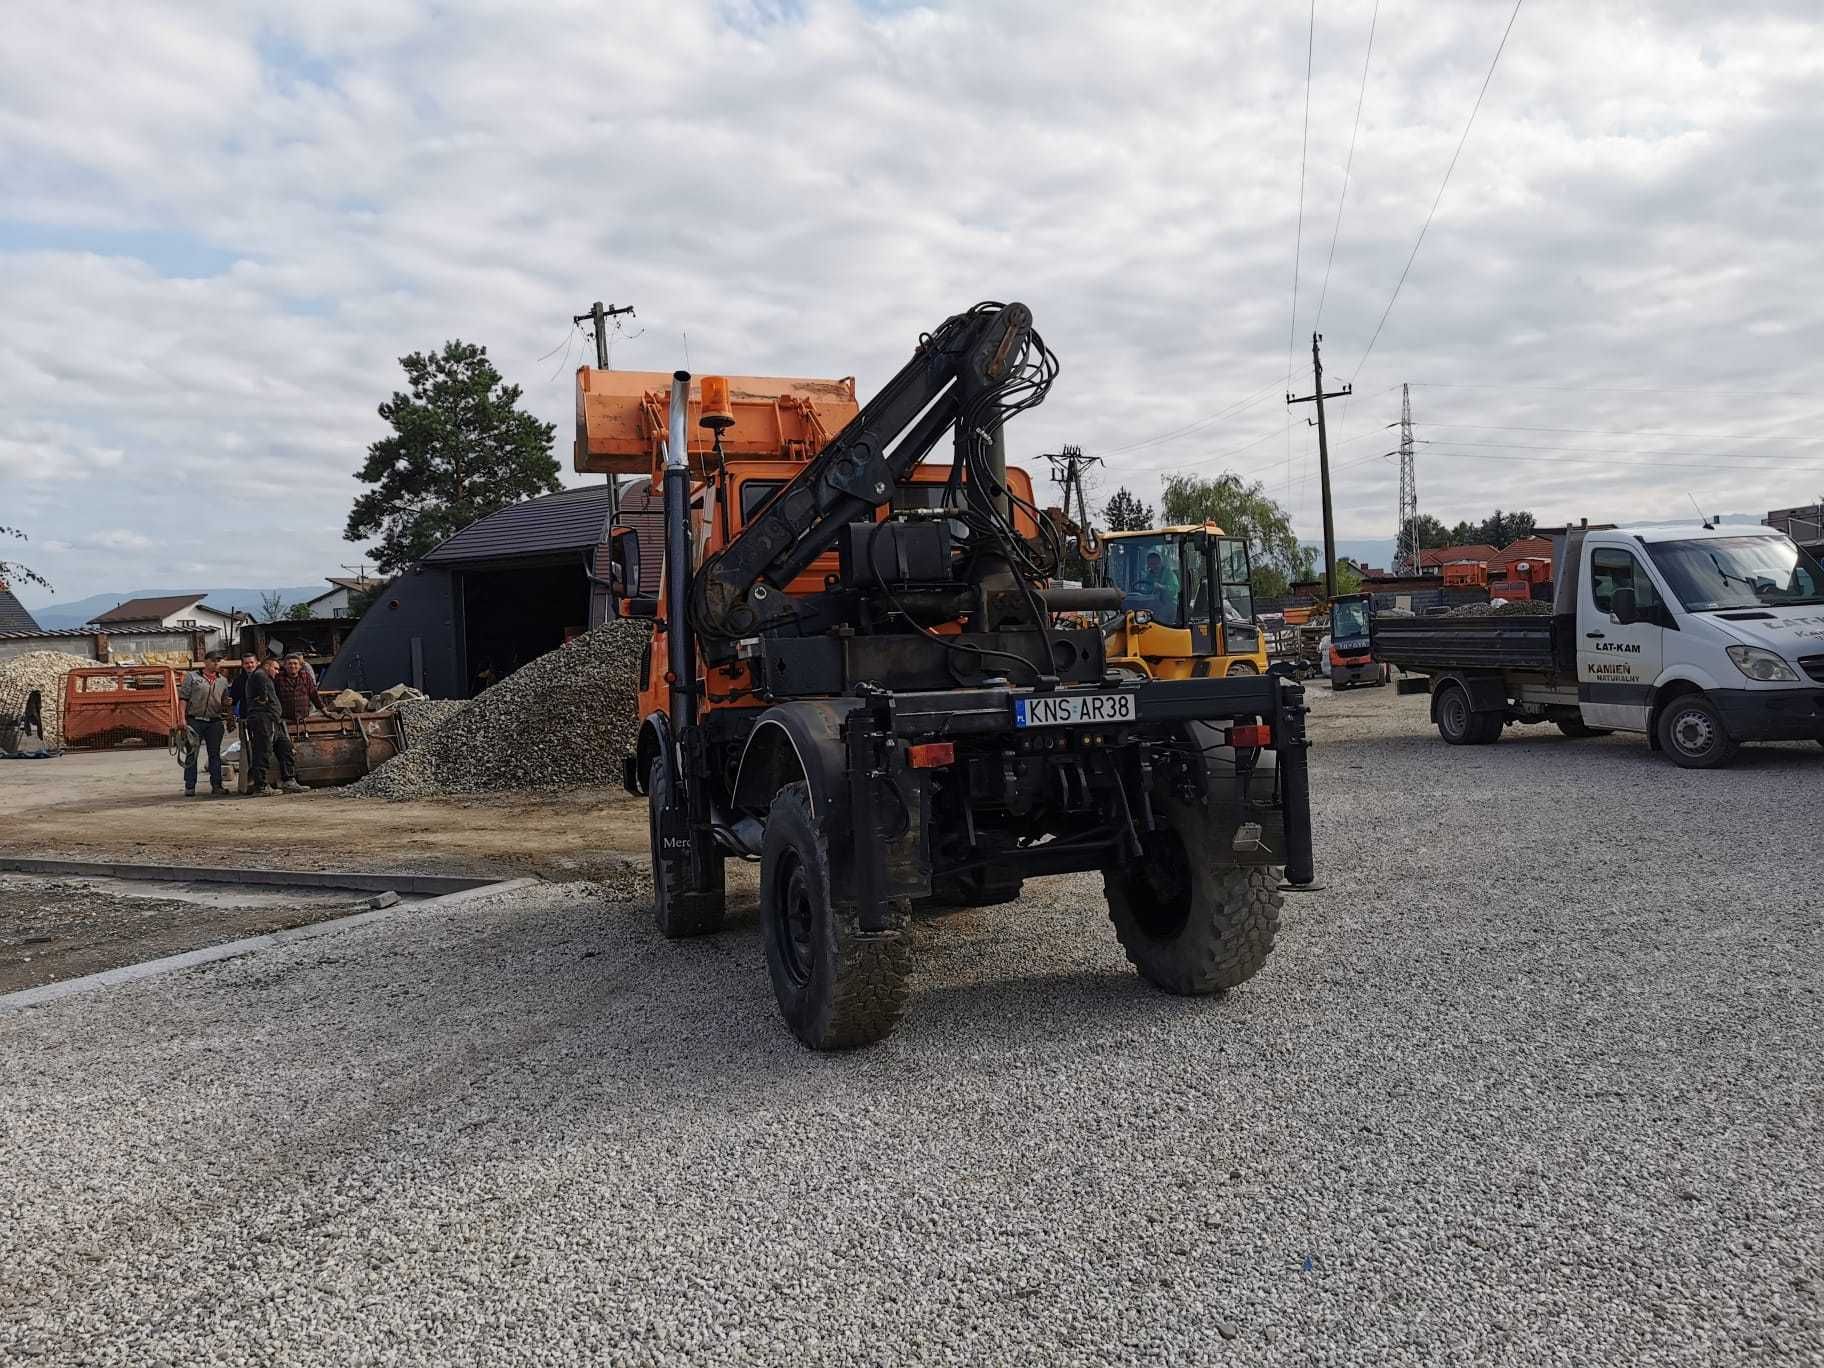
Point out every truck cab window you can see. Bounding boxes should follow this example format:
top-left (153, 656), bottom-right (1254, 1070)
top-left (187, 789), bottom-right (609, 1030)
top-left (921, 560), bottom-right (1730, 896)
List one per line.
top-left (1589, 548), bottom-right (1657, 615)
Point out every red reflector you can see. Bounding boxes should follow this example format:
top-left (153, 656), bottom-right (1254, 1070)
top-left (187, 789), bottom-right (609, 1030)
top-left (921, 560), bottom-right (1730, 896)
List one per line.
top-left (1227, 724), bottom-right (1272, 748)
top-left (906, 742), bottom-right (955, 769)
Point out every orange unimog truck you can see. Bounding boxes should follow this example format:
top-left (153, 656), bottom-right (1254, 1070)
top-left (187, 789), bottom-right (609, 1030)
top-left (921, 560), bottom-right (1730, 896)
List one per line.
top-left (576, 303), bottom-right (1315, 1049)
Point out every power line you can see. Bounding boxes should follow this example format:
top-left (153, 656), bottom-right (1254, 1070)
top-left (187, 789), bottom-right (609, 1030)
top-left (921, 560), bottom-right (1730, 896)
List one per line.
top-left (1313, 0), bottom-right (1378, 331)
top-left (1409, 380), bottom-right (1824, 398)
top-left (1096, 382), bottom-right (1286, 459)
top-left (1351, 0), bottom-right (1524, 382)
top-left (1287, 0), bottom-right (1315, 496)
top-left (1415, 421), bottom-right (1817, 440)
top-left (1416, 436), bottom-right (1824, 465)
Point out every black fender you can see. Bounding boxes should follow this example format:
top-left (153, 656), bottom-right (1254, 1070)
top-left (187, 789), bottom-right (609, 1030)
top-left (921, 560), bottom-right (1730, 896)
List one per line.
top-left (627, 712), bottom-right (674, 797)
top-left (1427, 671), bottom-right (1509, 721)
top-left (730, 699), bottom-right (861, 819)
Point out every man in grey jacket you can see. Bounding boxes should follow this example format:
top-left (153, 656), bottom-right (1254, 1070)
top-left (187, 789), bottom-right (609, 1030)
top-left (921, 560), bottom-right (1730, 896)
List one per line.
top-left (179, 651), bottom-right (231, 797)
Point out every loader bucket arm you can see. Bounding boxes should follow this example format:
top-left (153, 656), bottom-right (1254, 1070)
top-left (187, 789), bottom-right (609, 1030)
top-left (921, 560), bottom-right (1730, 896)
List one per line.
top-left (689, 302), bottom-right (1037, 642)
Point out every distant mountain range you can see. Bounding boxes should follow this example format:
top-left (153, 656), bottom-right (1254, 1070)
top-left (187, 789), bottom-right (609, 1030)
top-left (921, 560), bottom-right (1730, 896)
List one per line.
top-left (20, 586), bottom-right (329, 632)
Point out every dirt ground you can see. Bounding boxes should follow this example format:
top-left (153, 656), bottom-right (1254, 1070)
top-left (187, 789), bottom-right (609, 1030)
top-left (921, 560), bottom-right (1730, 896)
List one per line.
top-left (0, 873), bottom-right (415, 995)
top-left (0, 748), bottom-right (652, 880)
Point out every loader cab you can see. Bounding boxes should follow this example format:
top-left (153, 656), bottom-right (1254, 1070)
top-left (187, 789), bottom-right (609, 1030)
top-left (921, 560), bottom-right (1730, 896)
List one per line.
top-left (1101, 527), bottom-right (1265, 678)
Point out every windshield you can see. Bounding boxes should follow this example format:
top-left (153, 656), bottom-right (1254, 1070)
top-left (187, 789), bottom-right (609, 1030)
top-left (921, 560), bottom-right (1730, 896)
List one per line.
top-left (1644, 536), bottom-right (1824, 612)
top-left (1104, 535), bottom-right (1184, 626)
top-left (1331, 598), bottom-right (1369, 640)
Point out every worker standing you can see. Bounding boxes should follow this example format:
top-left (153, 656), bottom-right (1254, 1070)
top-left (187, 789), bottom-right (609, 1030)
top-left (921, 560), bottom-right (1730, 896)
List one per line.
top-left (244, 658), bottom-right (304, 795)
top-left (274, 652), bottom-right (317, 724)
top-left (178, 651), bottom-right (231, 798)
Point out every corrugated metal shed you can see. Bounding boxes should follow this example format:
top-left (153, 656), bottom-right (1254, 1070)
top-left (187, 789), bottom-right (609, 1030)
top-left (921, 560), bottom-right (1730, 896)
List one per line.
top-left (424, 486), bottom-right (615, 566)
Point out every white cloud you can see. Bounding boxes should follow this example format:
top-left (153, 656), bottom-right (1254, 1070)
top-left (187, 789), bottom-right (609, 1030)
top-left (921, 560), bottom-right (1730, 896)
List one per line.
top-left (3, 0), bottom-right (1823, 599)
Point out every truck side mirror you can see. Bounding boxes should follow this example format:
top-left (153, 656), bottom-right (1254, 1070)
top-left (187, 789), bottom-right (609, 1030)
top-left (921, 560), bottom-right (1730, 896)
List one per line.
top-left (1610, 586), bottom-right (1638, 625)
top-left (611, 525), bottom-right (641, 598)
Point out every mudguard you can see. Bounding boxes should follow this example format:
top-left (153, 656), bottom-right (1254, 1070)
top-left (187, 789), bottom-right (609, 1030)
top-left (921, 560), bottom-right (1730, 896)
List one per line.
top-left (730, 699), bottom-right (861, 818)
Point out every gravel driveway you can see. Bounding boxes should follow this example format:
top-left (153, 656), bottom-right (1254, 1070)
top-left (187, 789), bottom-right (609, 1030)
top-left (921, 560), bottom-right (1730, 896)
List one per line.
top-left (4, 689), bottom-right (1821, 1365)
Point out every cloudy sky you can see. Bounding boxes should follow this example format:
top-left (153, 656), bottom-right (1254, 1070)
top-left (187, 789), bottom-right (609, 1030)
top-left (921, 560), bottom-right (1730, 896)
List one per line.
top-left (4, 0), bottom-right (1822, 604)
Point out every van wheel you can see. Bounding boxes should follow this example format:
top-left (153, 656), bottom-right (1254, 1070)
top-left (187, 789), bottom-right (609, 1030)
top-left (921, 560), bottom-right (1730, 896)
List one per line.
top-left (1656, 694), bottom-right (1739, 769)
top-left (1436, 684), bottom-right (1500, 745)
top-left (1556, 719), bottom-right (1613, 739)
top-left (760, 782), bottom-right (911, 1049)
top-left (648, 756), bottom-right (723, 938)
top-left (1105, 799), bottom-right (1280, 994)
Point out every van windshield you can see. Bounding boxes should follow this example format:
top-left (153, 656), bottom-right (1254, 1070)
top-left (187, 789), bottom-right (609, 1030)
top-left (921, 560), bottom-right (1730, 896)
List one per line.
top-left (1644, 536), bottom-right (1824, 612)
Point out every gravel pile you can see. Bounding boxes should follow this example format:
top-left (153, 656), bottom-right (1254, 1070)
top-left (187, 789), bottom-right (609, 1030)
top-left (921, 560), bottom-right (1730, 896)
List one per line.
top-left (5, 690), bottom-right (1821, 1364)
top-left (342, 620), bottom-right (649, 799)
top-left (1445, 598), bottom-right (1553, 617)
top-left (0, 651), bottom-right (92, 749)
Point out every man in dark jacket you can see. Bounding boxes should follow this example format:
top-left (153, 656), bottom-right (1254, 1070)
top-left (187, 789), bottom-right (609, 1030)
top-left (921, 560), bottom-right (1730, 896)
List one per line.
top-left (244, 658), bottom-right (304, 795)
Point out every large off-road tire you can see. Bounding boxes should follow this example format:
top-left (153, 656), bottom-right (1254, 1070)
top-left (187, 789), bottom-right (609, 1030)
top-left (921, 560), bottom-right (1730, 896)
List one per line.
top-left (1104, 800), bottom-right (1282, 995)
top-left (1436, 684), bottom-right (1502, 745)
top-left (648, 756), bottom-right (723, 938)
top-left (760, 782), bottom-right (911, 1050)
top-left (1556, 718), bottom-right (1613, 739)
top-left (1656, 693), bottom-right (1739, 769)
top-left (1226, 660), bottom-right (1260, 677)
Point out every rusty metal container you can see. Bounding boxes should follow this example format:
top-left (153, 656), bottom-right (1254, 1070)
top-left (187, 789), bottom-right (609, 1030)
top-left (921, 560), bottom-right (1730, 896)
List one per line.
top-left (232, 711), bottom-right (405, 791)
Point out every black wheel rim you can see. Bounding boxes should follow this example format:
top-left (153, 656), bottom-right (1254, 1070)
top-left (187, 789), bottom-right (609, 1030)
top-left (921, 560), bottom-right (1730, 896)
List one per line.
top-left (1130, 828), bottom-right (1193, 941)
top-left (1442, 692), bottom-right (1467, 736)
top-left (773, 850), bottom-right (817, 986)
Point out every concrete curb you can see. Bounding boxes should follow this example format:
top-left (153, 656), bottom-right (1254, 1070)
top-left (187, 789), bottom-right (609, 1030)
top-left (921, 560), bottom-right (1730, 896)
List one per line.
top-left (0, 876), bottom-right (541, 1012)
top-left (0, 857), bottom-right (496, 896)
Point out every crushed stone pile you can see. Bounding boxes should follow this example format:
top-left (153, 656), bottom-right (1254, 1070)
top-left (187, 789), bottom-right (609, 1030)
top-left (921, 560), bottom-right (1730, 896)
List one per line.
top-left (0, 651), bottom-right (94, 749)
top-left (342, 620), bottom-right (650, 800)
top-left (1445, 598), bottom-right (1553, 618)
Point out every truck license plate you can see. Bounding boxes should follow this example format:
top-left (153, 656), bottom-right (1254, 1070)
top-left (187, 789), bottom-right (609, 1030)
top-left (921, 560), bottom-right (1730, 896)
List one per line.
top-left (1013, 691), bottom-right (1138, 728)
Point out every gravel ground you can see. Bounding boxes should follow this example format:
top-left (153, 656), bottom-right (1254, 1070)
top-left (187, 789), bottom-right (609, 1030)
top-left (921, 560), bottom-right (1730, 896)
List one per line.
top-left (342, 621), bottom-right (647, 800)
top-left (3, 687), bottom-right (1821, 1365)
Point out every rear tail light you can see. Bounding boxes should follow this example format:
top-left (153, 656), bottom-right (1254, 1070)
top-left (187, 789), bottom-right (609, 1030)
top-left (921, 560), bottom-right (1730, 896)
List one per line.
top-left (906, 741), bottom-right (955, 769)
top-left (1227, 723), bottom-right (1272, 748)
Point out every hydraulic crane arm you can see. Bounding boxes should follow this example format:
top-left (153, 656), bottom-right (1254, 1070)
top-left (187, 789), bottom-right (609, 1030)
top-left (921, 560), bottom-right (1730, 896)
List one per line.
top-left (689, 302), bottom-right (1037, 641)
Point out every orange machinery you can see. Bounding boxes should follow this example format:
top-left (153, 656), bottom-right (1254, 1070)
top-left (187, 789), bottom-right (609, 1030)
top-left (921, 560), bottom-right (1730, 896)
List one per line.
top-left (1442, 560), bottom-right (1489, 589)
top-left (576, 366), bottom-right (1042, 727)
top-left (62, 666), bottom-right (182, 749)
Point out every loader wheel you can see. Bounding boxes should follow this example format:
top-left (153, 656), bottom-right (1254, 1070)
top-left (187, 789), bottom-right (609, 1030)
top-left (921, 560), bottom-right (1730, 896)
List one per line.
top-left (760, 782), bottom-right (911, 1050)
top-left (1656, 693), bottom-right (1739, 770)
top-left (1225, 660), bottom-right (1259, 677)
top-left (1556, 718), bottom-right (1612, 739)
top-left (648, 756), bottom-right (723, 939)
top-left (1104, 801), bottom-right (1282, 995)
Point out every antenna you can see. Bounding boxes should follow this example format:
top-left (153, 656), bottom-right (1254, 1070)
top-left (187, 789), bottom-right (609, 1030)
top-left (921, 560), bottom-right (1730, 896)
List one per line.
top-left (1686, 493), bottom-right (1714, 530)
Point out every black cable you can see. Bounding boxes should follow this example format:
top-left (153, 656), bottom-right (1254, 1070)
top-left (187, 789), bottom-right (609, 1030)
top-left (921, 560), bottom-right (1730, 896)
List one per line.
top-left (1353, 0), bottom-right (1524, 382)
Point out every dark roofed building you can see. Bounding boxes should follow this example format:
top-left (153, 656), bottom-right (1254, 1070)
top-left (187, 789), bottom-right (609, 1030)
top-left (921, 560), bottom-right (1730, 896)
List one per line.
top-left (0, 582), bottom-right (39, 634)
top-left (323, 484), bottom-right (630, 699)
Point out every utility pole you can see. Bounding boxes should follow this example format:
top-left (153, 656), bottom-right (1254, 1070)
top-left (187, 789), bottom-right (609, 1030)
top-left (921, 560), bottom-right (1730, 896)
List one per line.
top-left (1396, 383), bottom-right (1419, 576)
top-left (1286, 332), bottom-right (1351, 600)
top-left (1043, 445), bottom-right (1103, 584)
top-left (573, 301), bottom-right (636, 517)
top-left (573, 301), bottom-right (635, 370)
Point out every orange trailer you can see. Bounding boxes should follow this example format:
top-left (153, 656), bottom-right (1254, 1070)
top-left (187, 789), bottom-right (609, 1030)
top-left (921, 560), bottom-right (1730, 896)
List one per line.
top-left (61, 666), bottom-right (182, 749)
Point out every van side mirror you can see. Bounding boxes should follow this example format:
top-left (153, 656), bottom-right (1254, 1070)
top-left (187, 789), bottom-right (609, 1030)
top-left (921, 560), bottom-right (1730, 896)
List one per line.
top-left (1610, 586), bottom-right (1638, 625)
